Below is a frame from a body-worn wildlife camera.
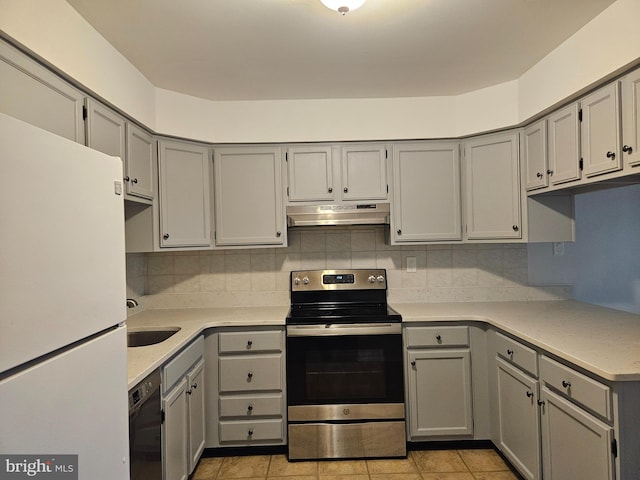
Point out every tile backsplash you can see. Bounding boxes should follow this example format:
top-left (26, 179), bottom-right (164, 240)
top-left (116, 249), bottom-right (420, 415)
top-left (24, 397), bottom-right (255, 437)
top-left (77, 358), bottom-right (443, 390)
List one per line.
top-left (126, 227), bottom-right (570, 310)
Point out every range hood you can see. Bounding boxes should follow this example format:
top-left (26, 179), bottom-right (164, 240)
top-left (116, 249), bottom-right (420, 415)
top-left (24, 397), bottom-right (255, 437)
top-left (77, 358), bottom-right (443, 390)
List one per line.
top-left (286, 203), bottom-right (390, 227)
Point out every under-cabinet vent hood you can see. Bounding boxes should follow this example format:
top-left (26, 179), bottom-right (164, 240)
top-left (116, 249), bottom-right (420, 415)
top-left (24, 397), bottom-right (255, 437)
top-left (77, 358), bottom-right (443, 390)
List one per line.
top-left (286, 203), bottom-right (390, 227)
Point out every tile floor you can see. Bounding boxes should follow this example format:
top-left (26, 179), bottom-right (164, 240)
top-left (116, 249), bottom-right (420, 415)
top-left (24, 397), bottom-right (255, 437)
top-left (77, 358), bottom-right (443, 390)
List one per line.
top-left (192, 449), bottom-right (522, 480)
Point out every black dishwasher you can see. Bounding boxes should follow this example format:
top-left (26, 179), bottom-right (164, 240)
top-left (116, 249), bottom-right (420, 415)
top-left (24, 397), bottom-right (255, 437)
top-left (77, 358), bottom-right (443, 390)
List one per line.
top-left (129, 369), bottom-right (162, 480)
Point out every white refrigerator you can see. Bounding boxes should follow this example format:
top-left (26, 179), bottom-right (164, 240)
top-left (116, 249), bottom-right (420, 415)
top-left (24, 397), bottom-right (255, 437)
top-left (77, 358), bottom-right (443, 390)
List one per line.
top-left (0, 113), bottom-right (130, 479)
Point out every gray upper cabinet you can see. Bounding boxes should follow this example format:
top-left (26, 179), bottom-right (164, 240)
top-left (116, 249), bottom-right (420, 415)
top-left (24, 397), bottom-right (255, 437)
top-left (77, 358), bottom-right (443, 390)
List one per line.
top-left (213, 146), bottom-right (285, 247)
top-left (523, 120), bottom-right (548, 191)
top-left (581, 82), bottom-right (622, 178)
top-left (125, 123), bottom-right (155, 201)
top-left (286, 145), bottom-right (335, 202)
top-left (463, 132), bottom-right (521, 240)
top-left (392, 142), bottom-right (461, 243)
top-left (622, 67), bottom-right (640, 168)
top-left (341, 144), bottom-right (388, 201)
top-left (0, 40), bottom-right (85, 143)
top-left (158, 140), bottom-right (212, 248)
top-left (86, 99), bottom-right (126, 161)
top-left (87, 99), bottom-right (154, 203)
top-left (547, 103), bottom-right (581, 186)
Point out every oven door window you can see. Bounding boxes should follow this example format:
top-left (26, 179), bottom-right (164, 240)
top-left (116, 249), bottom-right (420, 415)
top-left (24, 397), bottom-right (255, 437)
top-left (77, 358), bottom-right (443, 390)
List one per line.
top-left (286, 334), bottom-right (403, 405)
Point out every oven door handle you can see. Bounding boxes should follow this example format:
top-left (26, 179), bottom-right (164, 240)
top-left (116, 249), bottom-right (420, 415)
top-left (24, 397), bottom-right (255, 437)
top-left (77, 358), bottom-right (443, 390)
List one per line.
top-left (287, 323), bottom-right (401, 336)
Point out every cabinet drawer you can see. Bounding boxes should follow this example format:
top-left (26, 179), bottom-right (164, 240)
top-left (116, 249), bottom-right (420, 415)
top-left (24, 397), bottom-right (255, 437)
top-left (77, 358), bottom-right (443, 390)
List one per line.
top-left (219, 419), bottom-right (284, 443)
top-left (540, 355), bottom-right (612, 421)
top-left (219, 354), bottom-right (283, 392)
top-left (219, 330), bottom-right (283, 353)
top-left (219, 393), bottom-right (283, 418)
top-left (494, 331), bottom-right (538, 377)
top-left (405, 325), bottom-right (469, 348)
top-left (163, 335), bottom-right (204, 393)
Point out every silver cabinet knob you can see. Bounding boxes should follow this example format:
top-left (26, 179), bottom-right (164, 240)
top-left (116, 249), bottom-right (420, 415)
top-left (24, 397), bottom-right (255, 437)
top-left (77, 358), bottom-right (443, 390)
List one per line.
top-left (562, 380), bottom-right (571, 388)
top-left (328, 187), bottom-right (333, 193)
top-left (163, 233), bottom-right (170, 240)
top-left (343, 187), bottom-right (348, 193)
top-left (435, 334), bottom-right (442, 343)
top-left (410, 360), bottom-right (416, 367)
top-left (538, 400), bottom-right (545, 406)
top-left (276, 231), bottom-right (282, 237)
top-left (536, 172), bottom-right (543, 178)
top-left (247, 372), bottom-right (253, 380)
top-left (124, 176), bottom-right (130, 182)
top-left (622, 145), bottom-right (633, 153)
top-left (247, 340), bottom-right (253, 349)
top-left (606, 151), bottom-right (616, 159)
top-left (547, 169), bottom-right (554, 175)
top-left (248, 429), bottom-right (254, 436)
top-left (507, 349), bottom-right (514, 356)
top-left (526, 391), bottom-right (534, 398)
top-left (512, 225), bottom-right (519, 232)
top-left (247, 404), bottom-right (254, 412)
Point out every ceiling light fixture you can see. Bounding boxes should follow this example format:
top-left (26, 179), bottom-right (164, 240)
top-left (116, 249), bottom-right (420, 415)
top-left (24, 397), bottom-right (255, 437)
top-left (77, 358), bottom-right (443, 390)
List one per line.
top-left (320, 0), bottom-right (367, 15)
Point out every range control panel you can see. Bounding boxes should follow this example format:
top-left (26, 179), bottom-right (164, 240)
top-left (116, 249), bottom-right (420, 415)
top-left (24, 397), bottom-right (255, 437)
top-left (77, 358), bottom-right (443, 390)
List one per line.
top-left (291, 269), bottom-right (387, 291)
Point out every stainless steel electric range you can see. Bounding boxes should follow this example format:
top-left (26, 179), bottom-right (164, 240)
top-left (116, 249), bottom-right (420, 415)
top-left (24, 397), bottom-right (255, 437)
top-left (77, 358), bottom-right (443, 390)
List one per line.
top-left (285, 269), bottom-right (406, 460)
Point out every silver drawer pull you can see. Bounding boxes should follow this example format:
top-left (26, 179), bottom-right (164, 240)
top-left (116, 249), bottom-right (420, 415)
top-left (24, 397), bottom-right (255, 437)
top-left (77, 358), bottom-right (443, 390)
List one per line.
top-left (247, 372), bottom-right (253, 380)
top-left (191, 383), bottom-right (198, 390)
top-left (247, 404), bottom-right (254, 412)
top-left (435, 334), bottom-right (442, 343)
top-left (247, 340), bottom-right (253, 349)
top-left (526, 391), bottom-right (534, 398)
top-left (248, 429), bottom-right (254, 436)
top-left (562, 380), bottom-right (571, 388)
top-left (507, 349), bottom-right (514, 356)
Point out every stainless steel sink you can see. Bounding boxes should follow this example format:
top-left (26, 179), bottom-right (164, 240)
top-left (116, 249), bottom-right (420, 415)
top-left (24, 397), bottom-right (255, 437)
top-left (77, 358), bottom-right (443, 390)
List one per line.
top-left (127, 327), bottom-right (181, 347)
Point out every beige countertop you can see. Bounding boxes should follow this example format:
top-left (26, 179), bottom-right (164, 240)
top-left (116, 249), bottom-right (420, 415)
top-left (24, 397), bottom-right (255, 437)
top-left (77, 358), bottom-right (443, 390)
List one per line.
top-left (126, 300), bottom-right (640, 389)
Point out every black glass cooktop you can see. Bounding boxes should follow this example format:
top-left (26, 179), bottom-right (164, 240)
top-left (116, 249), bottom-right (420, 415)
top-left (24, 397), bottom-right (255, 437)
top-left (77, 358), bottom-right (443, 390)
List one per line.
top-left (286, 304), bottom-right (402, 325)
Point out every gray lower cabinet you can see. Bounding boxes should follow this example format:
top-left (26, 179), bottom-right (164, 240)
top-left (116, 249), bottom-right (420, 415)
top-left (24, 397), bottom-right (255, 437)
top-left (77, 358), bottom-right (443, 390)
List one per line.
top-left (162, 336), bottom-right (205, 480)
top-left (210, 327), bottom-right (286, 447)
top-left (540, 386), bottom-right (614, 480)
top-left (405, 325), bottom-right (473, 439)
top-left (496, 357), bottom-right (541, 480)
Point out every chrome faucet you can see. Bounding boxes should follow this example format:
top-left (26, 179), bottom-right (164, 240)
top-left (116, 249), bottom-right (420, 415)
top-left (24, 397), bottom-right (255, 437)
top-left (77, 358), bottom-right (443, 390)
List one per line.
top-left (126, 298), bottom-right (139, 309)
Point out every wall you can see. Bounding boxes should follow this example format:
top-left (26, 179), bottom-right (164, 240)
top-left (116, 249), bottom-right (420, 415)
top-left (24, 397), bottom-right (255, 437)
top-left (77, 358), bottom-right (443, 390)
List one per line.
top-left (125, 227), bottom-right (570, 309)
top-left (2, 0), bottom-right (639, 142)
top-left (528, 184), bottom-right (640, 314)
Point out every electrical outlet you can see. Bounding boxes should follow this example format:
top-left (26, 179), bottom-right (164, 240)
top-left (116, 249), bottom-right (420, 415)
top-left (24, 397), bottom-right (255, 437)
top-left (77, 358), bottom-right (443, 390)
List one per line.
top-left (407, 256), bottom-right (417, 273)
top-left (553, 242), bottom-right (564, 256)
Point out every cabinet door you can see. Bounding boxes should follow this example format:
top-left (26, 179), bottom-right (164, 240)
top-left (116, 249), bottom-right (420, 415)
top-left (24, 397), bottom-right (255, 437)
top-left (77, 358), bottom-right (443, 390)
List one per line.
top-left (581, 82), bottom-right (622, 177)
top-left (407, 349), bottom-right (473, 437)
top-left (341, 144), bottom-right (388, 201)
top-left (158, 140), bottom-right (211, 247)
top-left (622, 68), bottom-right (640, 167)
top-left (287, 145), bottom-right (334, 201)
top-left (163, 377), bottom-right (189, 480)
top-left (86, 99), bottom-right (126, 161)
top-left (126, 123), bottom-right (155, 201)
top-left (392, 143), bottom-right (461, 242)
top-left (0, 40), bottom-right (85, 143)
top-left (540, 387), bottom-right (614, 480)
top-left (548, 103), bottom-right (581, 185)
top-left (496, 358), bottom-right (541, 480)
top-left (214, 147), bottom-right (285, 246)
top-left (524, 120), bottom-right (548, 191)
top-left (464, 133), bottom-right (521, 239)
top-left (187, 359), bottom-right (205, 474)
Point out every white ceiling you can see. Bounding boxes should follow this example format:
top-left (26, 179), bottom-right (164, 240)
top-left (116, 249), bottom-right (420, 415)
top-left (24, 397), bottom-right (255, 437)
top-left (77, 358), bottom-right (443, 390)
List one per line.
top-left (66, 0), bottom-right (616, 101)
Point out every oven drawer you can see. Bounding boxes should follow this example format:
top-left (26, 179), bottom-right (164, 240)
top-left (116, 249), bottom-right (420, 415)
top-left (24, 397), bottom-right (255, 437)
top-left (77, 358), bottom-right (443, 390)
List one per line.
top-left (219, 393), bottom-right (283, 418)
top-left (494, 331), bottom-right (538, 377)
top-left (219, 330), bottom-right (283, 354)
top-left (219, 419), bottom-right (284, 443)
top-left (540, 355), bottom-right (612, 421)
top-left (219, 354), bottom-right (283, 393)
top-left (405, 325), bottom-right (469, 348)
